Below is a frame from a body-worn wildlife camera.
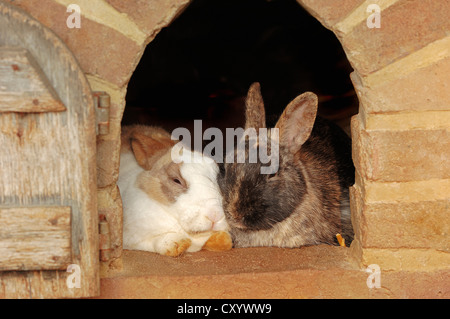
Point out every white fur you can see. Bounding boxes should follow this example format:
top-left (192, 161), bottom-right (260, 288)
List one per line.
top-left (118, 149), bottom-right (228, 255)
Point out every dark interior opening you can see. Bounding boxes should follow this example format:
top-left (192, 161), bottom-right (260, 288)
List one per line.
top-left (123, 0), bottom-right (358, 135)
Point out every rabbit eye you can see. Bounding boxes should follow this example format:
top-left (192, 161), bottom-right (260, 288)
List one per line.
top-left (172, 178), bottom-right (182, 185)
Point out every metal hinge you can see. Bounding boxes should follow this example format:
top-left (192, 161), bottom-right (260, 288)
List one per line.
top-left (98, 218), bottom-right (111, 262)
top-left (93, 91), bottom-right (110, 135)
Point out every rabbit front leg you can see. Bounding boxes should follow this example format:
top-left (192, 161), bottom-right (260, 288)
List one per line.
top-left (137, 231), bottom-right (193, 257)
top-left (160, 234), bottom-right (192, 257)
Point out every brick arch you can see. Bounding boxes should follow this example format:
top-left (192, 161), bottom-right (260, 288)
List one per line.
top-left (298, 0), bottom-right (450, 270)
top-left (8, 0), bottom-right (449, 271)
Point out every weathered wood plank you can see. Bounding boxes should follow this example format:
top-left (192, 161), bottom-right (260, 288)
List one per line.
top-left (0, 207), bottom-right (71, 271)
top-left (0, 2), bottom-right (99, 298)
top-left (0, 47), bottom-right (66, 113)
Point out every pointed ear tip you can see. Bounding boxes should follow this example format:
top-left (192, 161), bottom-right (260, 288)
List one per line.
top-left (302, 91), bottom-right (318, 100)
top-left (292, 91), bottom-right (318, 106)
top-left (249, 82), bottom-right (261, 91)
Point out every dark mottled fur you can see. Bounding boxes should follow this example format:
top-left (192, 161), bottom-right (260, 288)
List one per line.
top-left (218, 83), bottom-right (354, 248)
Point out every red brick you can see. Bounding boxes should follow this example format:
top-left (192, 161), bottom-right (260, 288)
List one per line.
top-left (355, 56), bottom-right (450, 113)
top-left (351, 185), bottom-right (450, 250)
top-left (106, 0), bottom-right (190, 35)
top-left (8, 0), bottom-right (141, 88)
top-left (342, 0), bottom-right (450, 76)
top-left (297, 0), bottom-right (363, 29)
top-left (351, 116), bottom-right (450, 182)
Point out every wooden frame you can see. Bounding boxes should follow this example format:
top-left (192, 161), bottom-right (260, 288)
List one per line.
top-left (0, 2), bottom-right (99, 298)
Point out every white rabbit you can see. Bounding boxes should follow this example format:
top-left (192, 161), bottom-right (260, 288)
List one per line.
top-left (118, 125), bottom-right (231, 256)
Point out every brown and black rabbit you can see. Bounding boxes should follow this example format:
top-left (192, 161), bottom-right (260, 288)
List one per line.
top-left (218, 82), bottom-right (355, 248)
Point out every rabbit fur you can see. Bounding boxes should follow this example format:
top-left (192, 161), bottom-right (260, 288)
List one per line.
top-left (218, 82), bottom-right (354, 248)
top-left (118, 125), bottom-right (231, 256)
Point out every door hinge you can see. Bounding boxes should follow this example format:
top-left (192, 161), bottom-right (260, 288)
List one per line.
top-left (98, 217), bottom-right (111, 262)
top-left (93, 91), bottom-right (110, 136)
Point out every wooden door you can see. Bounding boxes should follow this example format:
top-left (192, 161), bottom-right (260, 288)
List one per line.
top-left (0, 2), bottom-right (99, 298)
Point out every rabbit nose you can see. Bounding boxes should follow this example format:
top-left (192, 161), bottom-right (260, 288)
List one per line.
top-left (206, 210), bottom-right (221, 223)
top-left (205, 210), bottom-right (223, 229)
top-left (204, 217), bottom-right (216, 231)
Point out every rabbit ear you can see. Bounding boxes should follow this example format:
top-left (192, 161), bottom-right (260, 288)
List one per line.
top-left (275, 92), bottom-right (318, 154)
top-left (245, 82), bottom-right (266, 129)
top-left (130, 132), bottom-right (174, 169)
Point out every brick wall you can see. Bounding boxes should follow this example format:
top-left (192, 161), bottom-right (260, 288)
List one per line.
top-left (300, 0), bottom-right (450, 270)
top-left (7, 0), bottom-right (449, 272)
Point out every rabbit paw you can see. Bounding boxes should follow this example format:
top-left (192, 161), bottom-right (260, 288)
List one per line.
top-left (203, 231), bottom-right (232, 251)
top-left (164, 238), bottom-right (192, 257)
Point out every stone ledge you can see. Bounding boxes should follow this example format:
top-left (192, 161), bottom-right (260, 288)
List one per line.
top-left (96, 246), bottom-right (449, 298)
